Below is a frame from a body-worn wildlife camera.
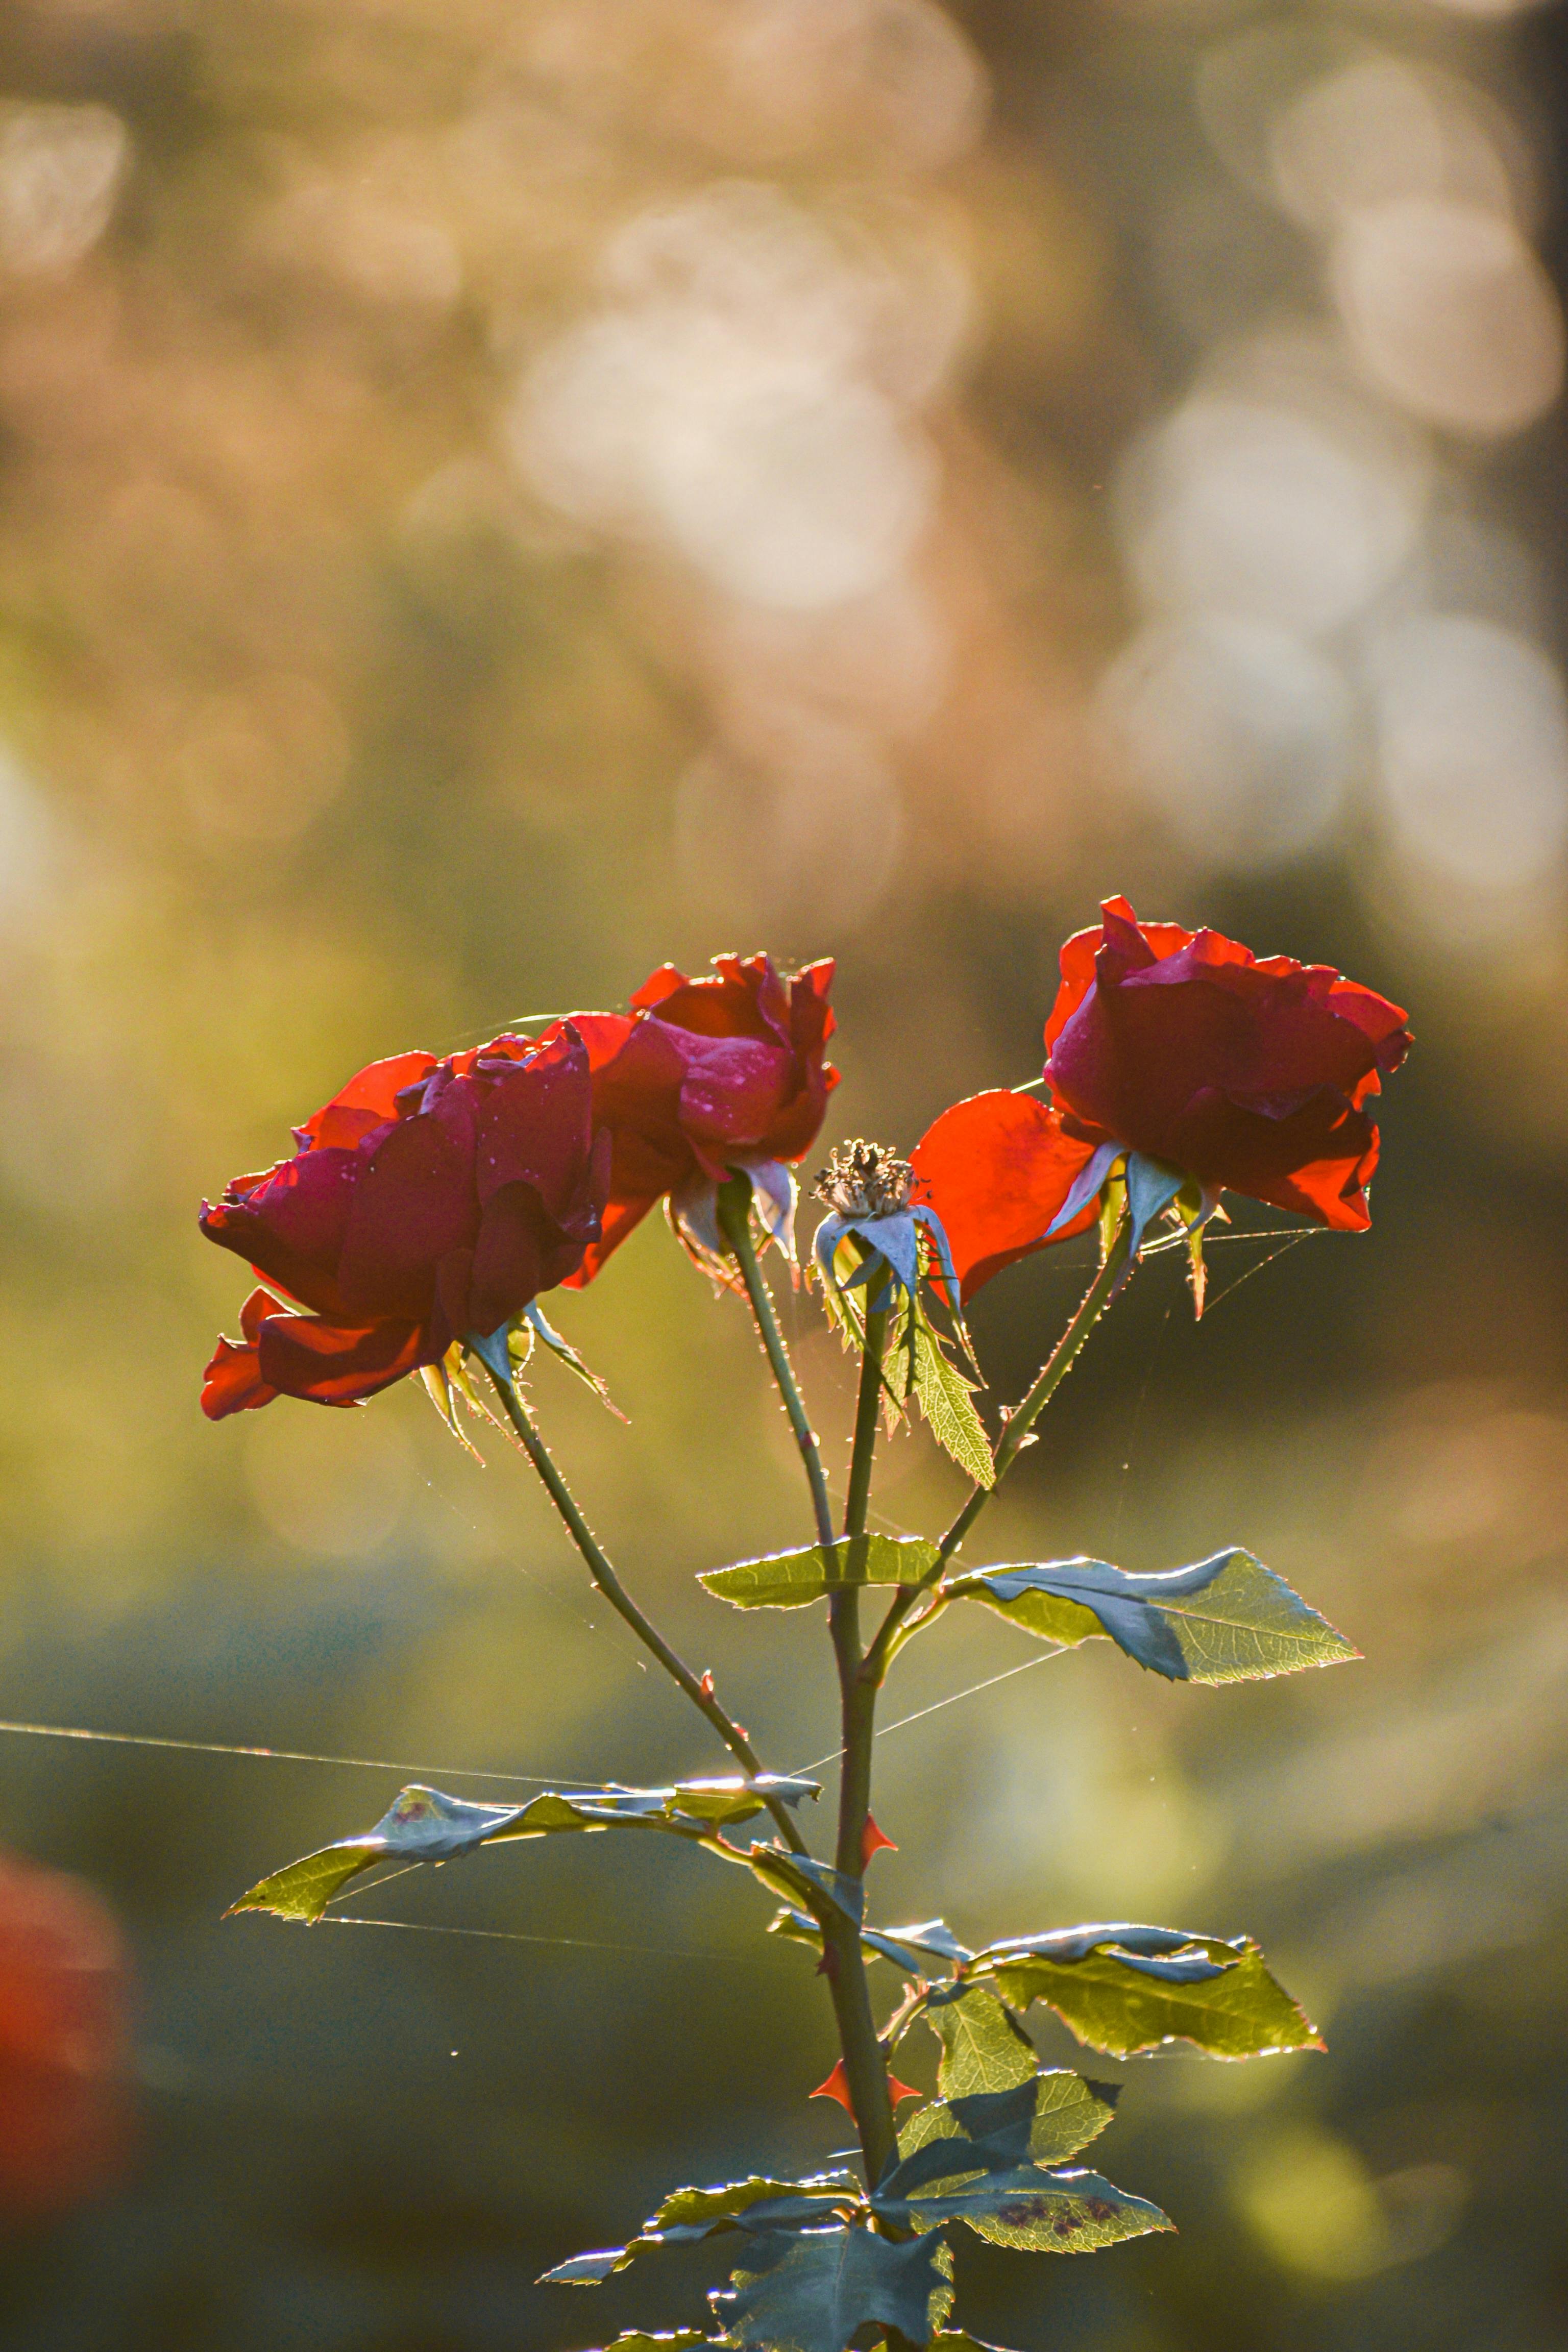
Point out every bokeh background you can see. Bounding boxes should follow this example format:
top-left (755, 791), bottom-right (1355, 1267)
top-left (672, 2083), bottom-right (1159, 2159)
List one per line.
top-left (0, 0), bottom-right (1564, 2344)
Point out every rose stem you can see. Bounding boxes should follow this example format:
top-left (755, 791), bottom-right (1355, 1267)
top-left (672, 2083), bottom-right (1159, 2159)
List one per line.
top-left (717, 1178), bottom-right (836, 1552)
top-left (820, 1294), bottom-right (898, 2186)
top-left (475, 1349), bottom-right (809, 1857)
top-left (863, 1209), bottom-right (1135, 1681)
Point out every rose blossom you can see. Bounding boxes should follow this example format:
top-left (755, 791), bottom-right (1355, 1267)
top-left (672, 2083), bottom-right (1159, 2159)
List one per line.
top-left (1043, 897), bottom-right (1411, 1230)
top-left (566, 952), bottom-right (837, 1280)
top-left (910, 898), bottom-right (1410, 1304)
top-left (200, 1023), bottom-right (605, 1416)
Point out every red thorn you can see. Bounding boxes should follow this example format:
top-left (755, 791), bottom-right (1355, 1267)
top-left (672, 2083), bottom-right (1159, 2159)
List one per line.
top-left (733, 1723), bottom-right (749, 1740)
top-left (809, 2057), bottom-right (921, 2112)
top-left (698, 1671), bottom-right (715, 1698)
top-left (810, 2060), bottom-right (855, 2113)
top-left (860, 1814), bottom-right (897, 1868)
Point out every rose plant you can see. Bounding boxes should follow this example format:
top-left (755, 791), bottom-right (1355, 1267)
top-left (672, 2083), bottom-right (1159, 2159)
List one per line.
top-left (204, 908), bottom-right (1410, 2352)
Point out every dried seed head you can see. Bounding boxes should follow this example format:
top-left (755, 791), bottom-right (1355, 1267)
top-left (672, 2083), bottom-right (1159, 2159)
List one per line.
top-left (814, 1139), bottom-right (914, 1220)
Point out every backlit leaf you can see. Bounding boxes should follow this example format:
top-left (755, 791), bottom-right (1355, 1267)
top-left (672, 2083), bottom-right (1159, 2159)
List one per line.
top-left (918, 1982), bottom-right (1038, 2098)
top-left (970, 1923), bottom-right (1322, 2060)
top-left (910, 1308), bottom-right (994, 1489)
top-left (700, 1535), bottom-right (941, 1610)
top-left (540, 2177), bottom-right (862, 2287)
top-left (878, 2163), bottom-right (1169, 2252)
top-left (232, 1775), bottom-right (818, 1923)
top-left (895, 2071), bottom-right (1119, 2175)
top-left (746, 1848), bottom-right (864, 1929)
top-left (944, 1550), bottom-right (1356, 1683)
top-left (766, 1907), bottom-right (971, 1974)
top-left (653, 2178), bottom-right (861, 2234)
top-left (594, 2335), bottom-right (710, 2352)
top-left (710, 2227), bottom-right (952, 2352)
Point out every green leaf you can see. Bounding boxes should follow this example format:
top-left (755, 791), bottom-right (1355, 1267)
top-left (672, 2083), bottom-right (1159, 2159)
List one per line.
top-left (943, 1549), bottom-right (1356, 1683)
top-left (969, 1923), bottom-right (1322, 2060)
top-left (539, 2177), bottom-right (864, 2286)
top-left (880, 2165), bottom-right (1171, 2253)
top-left (594, 2335), bottom-right (710, 2352)
top-left (896, 2069), bottom-right (1119, 2173)
top-left (918, 1983), bottom-right (1038, 2098)
top-left (231, 1776), bottom-right (818, 1923)
top-left (700, 1535), bottom-right (940, 1610)
top-left (910, 1307), bottom-right (994, 1488)
top-left (923, 2335), bottom-right (1025, 2352)
top-left (710, 2228), bottom-right (952, 2352)
top-left (746, 1848), bottom-right (863, 1929)
top-left (766, 1907), bottom-right (971, 1974)
top-left (542, 2248), bottom-right (643, 2285)
top-left (652, 2177), bottom-right (861, 2234)
top-left (876, 2078), bottom-right (1163, 2252)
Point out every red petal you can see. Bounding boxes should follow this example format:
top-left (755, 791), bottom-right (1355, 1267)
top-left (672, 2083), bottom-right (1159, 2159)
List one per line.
top-left (294, 1051), bottom-right (438, 1151)
top-left (254, 1306), bottom-right (432, 1407)
top-left (910, 1091), bottom-right (1101, 1302)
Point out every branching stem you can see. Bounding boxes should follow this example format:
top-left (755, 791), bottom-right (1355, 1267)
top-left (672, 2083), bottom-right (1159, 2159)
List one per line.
top-left (475, 1343), bottom-right (808, 1857)
top-left (863, 1213), bottom-right (1135, 1684)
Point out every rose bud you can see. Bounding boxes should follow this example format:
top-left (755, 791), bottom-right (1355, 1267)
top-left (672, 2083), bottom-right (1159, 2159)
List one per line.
top-left (565, 953), bottom-right (837, 1283)
top-left (199, 1023), bottom-right (606, 1417)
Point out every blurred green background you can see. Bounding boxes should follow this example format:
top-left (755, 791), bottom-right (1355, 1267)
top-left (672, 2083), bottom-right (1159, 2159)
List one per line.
top-left (0, 0), bottom-right (1565, 2344)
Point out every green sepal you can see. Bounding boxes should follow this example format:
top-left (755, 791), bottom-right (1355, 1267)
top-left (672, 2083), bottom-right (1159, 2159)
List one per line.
top-left (942, 1549), bottom-right (1357, 1683)
top-left (700, 1535), bottom-right (941, 1610)
top-left (709, 2227), bottom-right (952, 2352)
top-left (968, 1923), bottom-right (1322, 2060)
top-left (517, 1301), bottom-right (626, 1420)
top-left (231, 1775), bottom-right (818, 1923)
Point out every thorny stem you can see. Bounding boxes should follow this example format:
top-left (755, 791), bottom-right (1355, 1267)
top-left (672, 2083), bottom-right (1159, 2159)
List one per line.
top-left (477, 1350), bottom-right (810, 1857)
top-left (717, 1180), bottom-right (836, 1552)
top-left (864, 1212), bottom-right (1136, 1682)
top-left (823, 1300), bottom-right (897, 2185)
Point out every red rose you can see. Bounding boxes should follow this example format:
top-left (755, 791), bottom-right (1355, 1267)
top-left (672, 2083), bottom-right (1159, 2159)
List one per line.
top-left (200, 1023), bottom-right (606, 1416)
top-left (0, 1851), bottom-right (131, 2217)
top-left (1044, 897), bottom-right (1411, 1230)
top-left (566, 953), bottom-right (838, 1281)
top-left (910, 1091), bottom-right (1101, 1305)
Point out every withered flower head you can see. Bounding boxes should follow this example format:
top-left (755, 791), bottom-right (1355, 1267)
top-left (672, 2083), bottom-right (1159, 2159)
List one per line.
top-left (814, 1140), bottom-right (914, 1222)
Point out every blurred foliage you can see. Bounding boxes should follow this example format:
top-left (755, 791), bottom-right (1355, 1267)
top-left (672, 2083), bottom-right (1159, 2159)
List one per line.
top-left (0, 0), bottom-right (1564, 2348)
